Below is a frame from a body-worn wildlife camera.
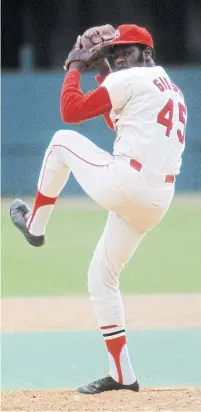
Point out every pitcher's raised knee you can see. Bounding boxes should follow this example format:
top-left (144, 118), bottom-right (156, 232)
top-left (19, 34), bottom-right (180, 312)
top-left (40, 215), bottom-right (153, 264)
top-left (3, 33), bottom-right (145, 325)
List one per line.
top-left (51, 130), bottom-right (82, 146)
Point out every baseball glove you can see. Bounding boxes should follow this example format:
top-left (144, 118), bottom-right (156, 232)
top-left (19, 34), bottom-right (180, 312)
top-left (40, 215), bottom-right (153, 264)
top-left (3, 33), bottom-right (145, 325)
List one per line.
top-left (81, 24), bottom-right (115, 50)
top-left (64, 35), bottom-right (102, 71)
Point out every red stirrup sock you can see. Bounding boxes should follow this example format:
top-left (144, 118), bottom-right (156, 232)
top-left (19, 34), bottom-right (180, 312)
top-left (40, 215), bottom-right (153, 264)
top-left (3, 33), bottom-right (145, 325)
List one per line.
top-left (101, 325), bottom-right (136, 385)
top-left (27, 191), bottom-right (57, 236)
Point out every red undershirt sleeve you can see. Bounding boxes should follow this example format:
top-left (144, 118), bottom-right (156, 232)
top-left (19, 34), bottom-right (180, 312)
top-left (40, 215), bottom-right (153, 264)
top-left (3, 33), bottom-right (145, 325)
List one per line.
top-left (96, 74), bottom-right (115, 131)
top-left (60, 70), bottom-right (112, 124)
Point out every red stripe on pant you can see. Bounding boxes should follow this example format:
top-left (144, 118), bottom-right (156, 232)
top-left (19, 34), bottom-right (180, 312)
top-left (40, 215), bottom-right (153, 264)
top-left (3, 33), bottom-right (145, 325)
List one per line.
top-left (53, 144), bottom-right (109, 167)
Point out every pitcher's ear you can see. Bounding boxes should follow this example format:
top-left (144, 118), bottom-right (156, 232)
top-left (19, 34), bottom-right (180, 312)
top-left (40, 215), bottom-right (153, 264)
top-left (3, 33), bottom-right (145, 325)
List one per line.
top-left (143, 47), bottom-right (152, 61)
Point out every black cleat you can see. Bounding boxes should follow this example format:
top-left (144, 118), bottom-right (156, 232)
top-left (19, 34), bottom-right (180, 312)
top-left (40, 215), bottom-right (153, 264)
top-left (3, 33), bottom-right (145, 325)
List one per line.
top-left (10, 199), bottom-right (45, 247)
top-left (76, 375), bottom-right (140, 394)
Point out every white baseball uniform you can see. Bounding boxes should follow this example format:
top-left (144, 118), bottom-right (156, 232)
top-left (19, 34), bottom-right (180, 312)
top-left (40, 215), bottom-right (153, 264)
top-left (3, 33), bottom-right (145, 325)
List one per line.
top-left (29, 65), bottom-right (187, 329)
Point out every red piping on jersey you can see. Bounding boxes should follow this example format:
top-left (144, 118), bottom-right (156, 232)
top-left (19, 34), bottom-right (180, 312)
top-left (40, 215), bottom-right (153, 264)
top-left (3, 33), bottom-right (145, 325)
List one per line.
top-left (96, 74), bottom-right (115, 131)
top-left (53, 144), bottom-right (109, 167)
top-left (60, 70), bottom-right (112, 124)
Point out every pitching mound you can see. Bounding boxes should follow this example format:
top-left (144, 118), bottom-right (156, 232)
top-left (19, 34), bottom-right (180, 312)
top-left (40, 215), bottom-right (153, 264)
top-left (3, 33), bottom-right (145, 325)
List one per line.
top-left (2, 387), bottom-right (201, 411)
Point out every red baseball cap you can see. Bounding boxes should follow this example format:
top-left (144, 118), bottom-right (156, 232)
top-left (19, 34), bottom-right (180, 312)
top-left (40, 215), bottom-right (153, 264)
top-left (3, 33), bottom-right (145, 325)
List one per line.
top-left (101, 24), bottom-right (154, 52)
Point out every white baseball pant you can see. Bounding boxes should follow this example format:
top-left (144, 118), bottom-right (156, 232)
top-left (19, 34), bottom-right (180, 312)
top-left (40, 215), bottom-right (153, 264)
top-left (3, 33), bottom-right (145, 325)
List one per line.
top-left (38, 129), bottom-right (175, 327)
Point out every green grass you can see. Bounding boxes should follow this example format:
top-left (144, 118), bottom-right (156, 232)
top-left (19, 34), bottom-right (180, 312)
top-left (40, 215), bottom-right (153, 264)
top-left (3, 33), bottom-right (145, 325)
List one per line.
top-left (1, 198), bottom-right (201, 296)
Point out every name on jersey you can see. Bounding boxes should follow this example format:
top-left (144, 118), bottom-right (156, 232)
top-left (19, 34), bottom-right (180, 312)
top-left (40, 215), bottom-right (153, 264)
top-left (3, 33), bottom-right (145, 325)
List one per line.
top-left (153, 77), bottom-right (183, 97)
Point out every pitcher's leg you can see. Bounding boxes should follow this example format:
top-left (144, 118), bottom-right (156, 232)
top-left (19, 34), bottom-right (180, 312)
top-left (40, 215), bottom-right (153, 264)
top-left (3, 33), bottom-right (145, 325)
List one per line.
top-left (24, 129), bottom-right (112, 237)
top-left (27, 145), bottom-right (70, 236)
top-left (88, 211), bottom-right (145, 385)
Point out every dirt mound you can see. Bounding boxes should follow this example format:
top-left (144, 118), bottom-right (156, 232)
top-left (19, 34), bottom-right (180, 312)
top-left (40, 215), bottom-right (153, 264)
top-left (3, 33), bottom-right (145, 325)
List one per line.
top-left (2, 294), bottom-right (201, 332)
top-left (2, 387), bottom-right (201, 411)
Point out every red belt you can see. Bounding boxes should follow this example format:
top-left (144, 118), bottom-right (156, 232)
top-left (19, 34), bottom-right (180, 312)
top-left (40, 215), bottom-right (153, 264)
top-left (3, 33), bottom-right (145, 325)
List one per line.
top-left (130, 159), bottom-right (175, 183)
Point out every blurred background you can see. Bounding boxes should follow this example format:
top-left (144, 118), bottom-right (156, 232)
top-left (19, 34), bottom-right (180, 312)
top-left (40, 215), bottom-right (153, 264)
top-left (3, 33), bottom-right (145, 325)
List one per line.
top-left (1, 0), bottom-right (201, 297)
top-left (2, 0), bottom-right (201, 69)
top-left (1, 0), bottom-right (201, 196)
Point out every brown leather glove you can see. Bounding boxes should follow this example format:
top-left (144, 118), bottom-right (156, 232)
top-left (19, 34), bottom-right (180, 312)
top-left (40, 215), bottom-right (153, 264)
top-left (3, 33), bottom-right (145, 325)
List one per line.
top-left (81, 25), bottom-right (115, 50)
top-left (63, 36), bottom-right (104, 71)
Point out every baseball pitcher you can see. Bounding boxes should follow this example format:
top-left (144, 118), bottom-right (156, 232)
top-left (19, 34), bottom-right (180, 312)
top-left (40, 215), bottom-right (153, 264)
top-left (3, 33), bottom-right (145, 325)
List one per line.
top-left (10, 24), bottom-right (187, 394)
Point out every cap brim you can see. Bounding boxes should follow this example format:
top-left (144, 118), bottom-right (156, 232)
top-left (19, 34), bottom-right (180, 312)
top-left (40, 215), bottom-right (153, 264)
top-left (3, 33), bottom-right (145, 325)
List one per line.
top-left (101, 39), bottom-right (153, 55)
top-left (101, 40), bottom-right (139, 55)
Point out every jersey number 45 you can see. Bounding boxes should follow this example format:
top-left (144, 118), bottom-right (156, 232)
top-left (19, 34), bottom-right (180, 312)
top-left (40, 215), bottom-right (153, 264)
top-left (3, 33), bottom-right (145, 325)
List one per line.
top-left (157, 98), bottom-right (187, 144)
